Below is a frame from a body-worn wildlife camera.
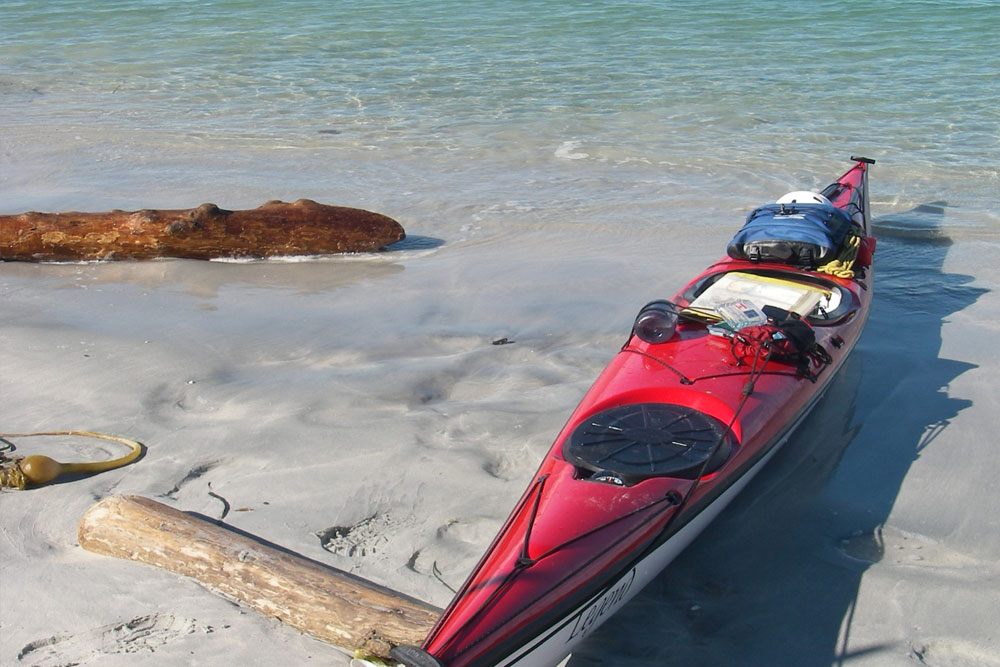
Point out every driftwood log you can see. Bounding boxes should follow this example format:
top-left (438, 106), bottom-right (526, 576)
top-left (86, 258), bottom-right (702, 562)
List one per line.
top-left (78, 495), bottom-right (439, 660)
top-left (0, 199), bottom-right (405, 261)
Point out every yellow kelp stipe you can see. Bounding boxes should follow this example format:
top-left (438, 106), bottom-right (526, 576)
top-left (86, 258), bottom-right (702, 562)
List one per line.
top-left (0, 431), bottom-right (143, 489)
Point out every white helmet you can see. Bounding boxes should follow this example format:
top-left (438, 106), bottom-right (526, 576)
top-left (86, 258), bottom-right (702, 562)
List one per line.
top-left (776, 191), bottom-right (831, 205)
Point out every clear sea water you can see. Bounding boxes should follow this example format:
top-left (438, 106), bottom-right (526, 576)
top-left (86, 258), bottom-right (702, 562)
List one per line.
top-left (2, 0), bottom-right (997, 241)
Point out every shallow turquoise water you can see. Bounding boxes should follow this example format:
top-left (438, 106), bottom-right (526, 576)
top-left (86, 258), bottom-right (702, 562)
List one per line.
top-left (2, 0), bottom-right (997, 234)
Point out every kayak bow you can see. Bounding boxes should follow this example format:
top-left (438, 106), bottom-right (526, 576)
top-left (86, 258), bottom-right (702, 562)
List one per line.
top-left (395, 157), bottom-right (875, 667)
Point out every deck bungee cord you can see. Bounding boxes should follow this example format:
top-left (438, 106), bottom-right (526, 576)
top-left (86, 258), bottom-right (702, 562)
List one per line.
top-left (430, 346), bottom-right (784, 659)
top-left (0, 431), bottom-right (143, 489)
top-left (443, 332), bottom-right (803, 661)
top-left (427, 350), bottom-right (777, 663)
top-left (429, 476), bottom-right (686, 661)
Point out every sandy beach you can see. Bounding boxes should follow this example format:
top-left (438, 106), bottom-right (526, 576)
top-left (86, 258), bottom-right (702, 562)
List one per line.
top-left (3, 193), bottom-right (999, 666)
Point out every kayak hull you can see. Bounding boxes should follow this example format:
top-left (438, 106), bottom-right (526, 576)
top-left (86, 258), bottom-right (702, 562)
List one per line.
top-left (400, 158), bottom-right (875, 667)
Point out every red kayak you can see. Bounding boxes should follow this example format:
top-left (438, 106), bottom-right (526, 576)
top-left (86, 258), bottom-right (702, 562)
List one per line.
top-left (393, 157), bottom-right (876, 667)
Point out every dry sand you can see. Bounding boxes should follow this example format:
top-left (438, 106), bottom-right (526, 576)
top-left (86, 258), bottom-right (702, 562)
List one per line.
top-left (2, 203), bottom-right (999, 666)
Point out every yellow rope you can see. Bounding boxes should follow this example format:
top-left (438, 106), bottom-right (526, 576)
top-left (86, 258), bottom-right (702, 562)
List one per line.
top-left (0, 431), bottom-right (143, 489)
top-left (817, 228), bottom-right (863, 279)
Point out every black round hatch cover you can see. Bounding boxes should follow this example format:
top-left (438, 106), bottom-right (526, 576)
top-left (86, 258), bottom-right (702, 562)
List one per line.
top-left (563, 403), bottom-right (733, 482)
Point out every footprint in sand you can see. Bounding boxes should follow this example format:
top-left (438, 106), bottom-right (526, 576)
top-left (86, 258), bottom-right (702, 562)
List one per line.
top-left (406, 516), bottom-right (499, 590)
top-left (17, 613), bottom-right (207, 665)
top-left (838, 525), bottom-right (985, 571)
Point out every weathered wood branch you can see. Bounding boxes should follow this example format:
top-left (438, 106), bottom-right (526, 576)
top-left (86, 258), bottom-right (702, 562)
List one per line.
top-left (1, 199), bottom-right (405, 261)
top-left (78, 495), bottom-right (439, 660)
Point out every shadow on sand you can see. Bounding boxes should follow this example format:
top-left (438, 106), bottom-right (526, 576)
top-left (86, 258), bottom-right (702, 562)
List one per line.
top-left (569, 202), bottom-right (988, 666)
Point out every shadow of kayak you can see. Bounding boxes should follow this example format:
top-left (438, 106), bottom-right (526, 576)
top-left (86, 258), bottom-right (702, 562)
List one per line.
top-left (568, 202), bottom-right (987, 666)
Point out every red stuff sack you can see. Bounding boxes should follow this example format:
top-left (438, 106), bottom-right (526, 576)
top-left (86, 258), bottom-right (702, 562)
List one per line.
top-left (856, 236), bottom-right (876, 268)
top-left (731, 326), bottom-right (792, 367)
top-left (731, 318), bottom-right (817, 369)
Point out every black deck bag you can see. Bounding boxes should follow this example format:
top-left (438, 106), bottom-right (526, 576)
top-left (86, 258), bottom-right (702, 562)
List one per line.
top-left (727, 202), bottom-right (853, 268)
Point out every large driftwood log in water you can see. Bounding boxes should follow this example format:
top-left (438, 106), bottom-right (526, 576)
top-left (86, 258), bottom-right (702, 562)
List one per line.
top-left (0, 199), bottom-right (405, 261)
top-left (78, 495), bottom-right (440, 660)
